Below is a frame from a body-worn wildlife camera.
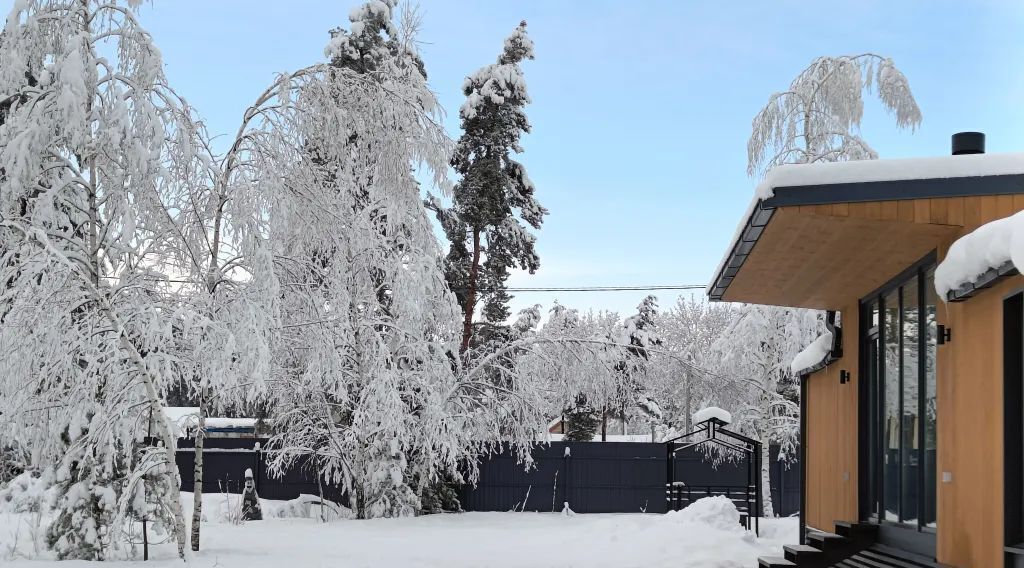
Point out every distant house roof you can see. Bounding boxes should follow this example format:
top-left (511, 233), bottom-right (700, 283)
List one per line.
top-left (708, 153), bottom-right (1024, 304)
top-left (163, 407), bottom-right (258, 437)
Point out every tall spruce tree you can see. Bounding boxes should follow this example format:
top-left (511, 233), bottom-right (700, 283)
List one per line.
top-left (432, 21), bottom-right (545, 353)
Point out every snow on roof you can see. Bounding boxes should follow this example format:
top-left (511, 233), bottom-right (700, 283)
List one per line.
top-left (692, 406), bottom-right (731, 425)
top-left (205, 418), bottom-right (258, 430)
top-left (935, 209), bottom-right (1024, 298)
top-left (790, 331), bottom-right (834, 374)
top-left (709, 153), bottom-right (1024, 298)
top-left (756, 152), bottom-right (1024, 200)
top-left (162, 407), bottom-right (258, 434)
top-left (164, 406), bottom-right (199, 422)
top-left (544, 434), bottom-right (655, 443)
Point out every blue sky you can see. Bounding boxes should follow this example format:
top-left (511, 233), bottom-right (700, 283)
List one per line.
top-left (15, 1), bottom-right (1024, 318)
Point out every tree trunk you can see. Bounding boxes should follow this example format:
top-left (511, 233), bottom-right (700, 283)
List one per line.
top-left (600, 406), bottom-right (607, 442)
top-left (460, 229), bottom-right (482, 353)
top-left (112, 330), bottom-right (188, 560)
top-left (190, 385), bottom-right (207, 551)
top-left (760, 433), bottom-right (775, 517)
top-left (355, 485), bottom-right (366, 520)
top-left (192, 193), bottom-right (226, 550)
top-left (683, 371), bottom-right (692, 434)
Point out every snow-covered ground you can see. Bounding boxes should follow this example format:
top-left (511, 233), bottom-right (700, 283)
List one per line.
top-left (1, 493), bottom-right (797, 567)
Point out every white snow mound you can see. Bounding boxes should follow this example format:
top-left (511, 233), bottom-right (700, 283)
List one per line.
top-left (0, 471), bottom-right (55, 513)
top-left (935, 209), bottom-right (1024, 298)
top-left (693, 406), bottom-right (732, 425)
top-left (791, 331), bottom-right (833, 374)
top-left (668, 496), bottom-right (746, 534)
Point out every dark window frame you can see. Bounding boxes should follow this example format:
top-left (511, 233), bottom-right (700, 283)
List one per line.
top-left (859, 251), bottom-right (938, 548)
top-left (1004, 291), bottom-right (1024, 563)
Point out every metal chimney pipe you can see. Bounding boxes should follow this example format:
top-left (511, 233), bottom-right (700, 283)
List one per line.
top-left (952, 132), bottom-right (985, 155)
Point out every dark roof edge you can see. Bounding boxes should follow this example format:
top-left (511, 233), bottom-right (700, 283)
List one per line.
top-left (707, 200), bottom-right (775, 301)
top-left (709, 174), bottom-right (1024, 302)
top-left (765, 174), bottom-right (1024, 208)
top-left (947, 260), bottom-right (1019, 302)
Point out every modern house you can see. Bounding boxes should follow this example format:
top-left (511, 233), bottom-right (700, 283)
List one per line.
top-left (708, 133), bottom-right (1024, 567)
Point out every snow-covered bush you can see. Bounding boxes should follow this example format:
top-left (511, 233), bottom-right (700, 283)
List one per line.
top-left (0, 470), bottom-right (54, 514)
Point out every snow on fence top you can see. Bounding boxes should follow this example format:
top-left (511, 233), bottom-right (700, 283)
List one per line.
top-left (693, 406), bottom-right (731, 425)
top-left (755, 152), bottom-right (1024, 200)
top-left (935, 209), bottom-right (1024, 298)
top-left (790, 331), bottom-right (834, 374)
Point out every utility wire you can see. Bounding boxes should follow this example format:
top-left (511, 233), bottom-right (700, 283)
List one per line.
top-left (444, 285), bottom-right (707, 293)
top-left (501, 285), bottom-right (706, 293)
top-left (95, 276), bottom-right (708, 293)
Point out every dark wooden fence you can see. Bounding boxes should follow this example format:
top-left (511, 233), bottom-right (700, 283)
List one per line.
top-left (170, 439), bottom-right (799, 516)
top-left (173, 438), bottom-right (344, 503)
top-left (459, 442), bottom-right (800, 516)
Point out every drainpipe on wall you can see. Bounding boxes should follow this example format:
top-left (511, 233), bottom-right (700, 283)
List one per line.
top-left (799, 372), bottom-right (808, 544)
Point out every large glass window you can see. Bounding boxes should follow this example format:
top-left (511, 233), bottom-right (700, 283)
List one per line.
top-left (901, 277), bottom-right (919, 524)
top-left (862, 263), bottom-right (937, 532)
top-left (883, 290), bottom-right (901, 522)
top-left (923, 270), bottom-right (938, 528)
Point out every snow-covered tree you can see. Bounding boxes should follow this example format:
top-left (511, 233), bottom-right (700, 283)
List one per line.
top-left (429, 21), bottom-right (545, 353)
top-left (747, 54), bottom-right (921, 177)
top-left (603, 296), bottom-right (663, 439)
top-left (0, 0), bottom-right (202, 558)
top-left (240, 2), bottom-right (471, 519)
top-left (709, 305), bottom-right (822, 516)
top-left (650, 297), bottom-right (734, 434)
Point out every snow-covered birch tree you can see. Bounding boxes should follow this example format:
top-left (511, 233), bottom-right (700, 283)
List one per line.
top-left (0, 0), bottom-right (204, 558)
top-left (239, 1), bottom-right (472, 519)
top-left (650, 297), bottom-right (734, 435)
top-left (709, 306), bottom-right (822, 516)
top-left (748, 54), bottom-right (921, 177)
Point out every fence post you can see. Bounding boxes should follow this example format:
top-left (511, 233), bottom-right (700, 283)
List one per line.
top-left (665, 442), bottom-right (673, 510)
top-left (254, 440), bottom-right (262, 495)
top-left (563, 444), bottom-right (571, 512)
top-left (777, 457), bottom-right (784, 518)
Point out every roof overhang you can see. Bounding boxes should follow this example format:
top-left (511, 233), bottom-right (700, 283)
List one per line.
top-left (714, 207), bottom-right (959, 309)
top-left (709, 153), bottom-right (1024, 309)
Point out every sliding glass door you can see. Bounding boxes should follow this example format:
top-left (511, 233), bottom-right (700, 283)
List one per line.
top-left (861, 261), bottom-right (937, 533)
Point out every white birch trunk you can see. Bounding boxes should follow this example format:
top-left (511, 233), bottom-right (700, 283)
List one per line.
top-left (191, 386), bottom-right (207, 551)
top-left (760, 428), bottom-right (775, 518)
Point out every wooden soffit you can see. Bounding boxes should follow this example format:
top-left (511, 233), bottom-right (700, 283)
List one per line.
top-left (721, 207), bottom-right (961, 309)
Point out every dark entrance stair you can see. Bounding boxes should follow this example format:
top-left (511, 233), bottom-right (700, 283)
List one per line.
top-left (755, 522), bottom-right (948, 568)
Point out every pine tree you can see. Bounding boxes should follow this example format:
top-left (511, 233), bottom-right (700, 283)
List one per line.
top-left (604, 296), bottom-right (663, 438)
top-left (564, 395), bottom-right (600, 442)
top-left (431, 21), bottom-right (545, 353)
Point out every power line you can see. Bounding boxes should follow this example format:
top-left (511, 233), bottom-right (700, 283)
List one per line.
top-left (501, 285), bottom-right (707, 293)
